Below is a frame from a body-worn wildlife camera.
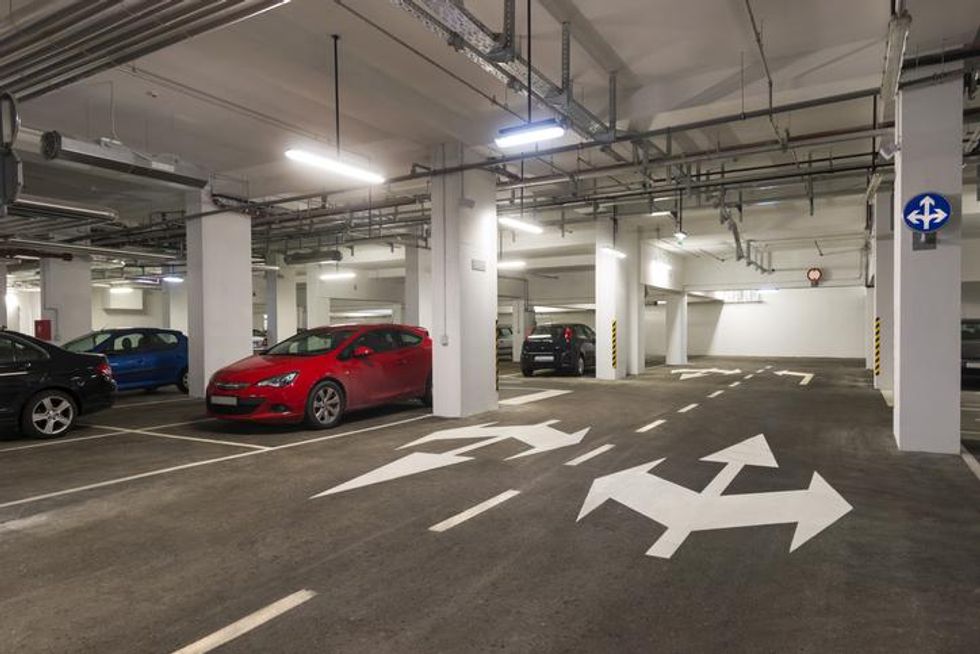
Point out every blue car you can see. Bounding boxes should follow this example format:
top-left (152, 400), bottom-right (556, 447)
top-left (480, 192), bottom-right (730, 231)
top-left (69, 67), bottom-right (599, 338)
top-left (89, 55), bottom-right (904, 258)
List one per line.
top-left (64, 328), bottom-right (189, 393)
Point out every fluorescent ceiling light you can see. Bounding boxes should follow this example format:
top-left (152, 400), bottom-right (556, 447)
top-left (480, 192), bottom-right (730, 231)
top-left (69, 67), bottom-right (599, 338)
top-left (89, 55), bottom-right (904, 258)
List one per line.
top-left (285, 148), bottom-right (385, 185)
top-left (109, 287), bottom-right (134, 295)
top-left (533, 305), bottom-right (568, 314)
top-left (601, 246), bottom-right (627, 259)
top-left (334, 309), bottom-right (394, 318)
top-left (92, 283), bottom-right (111, 288)
top-left (319, 271), bottom-right (356, 281)
top-left (674, 230), bottom-right (688, 242)
top-left (650, 261), bottom-right (673, 275)
top-left (758, 287), bottom-right (780, 294)
top-left (494, 118), bottom-right (565, 148)
top-left (498, 260), bottom-right (527, 270)
top-left (162, 276), bottom-right (184, 284)
top-left (498, 216), bottom-right (544, 234)
top-left (649, 210), bottom-right (674, 218)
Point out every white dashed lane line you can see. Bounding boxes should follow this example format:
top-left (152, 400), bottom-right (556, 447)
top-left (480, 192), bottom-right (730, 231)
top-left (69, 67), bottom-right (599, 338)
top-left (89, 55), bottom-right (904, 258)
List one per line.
top-left (707, 390), bottom-right (724, 398)
top-left (678, 403), bottom-right (699, 413)
top-left (428, 490), bottom-right (521, 532)
top-left (636, 419), bottom-right (666, 433)
top-left (171, 589), bottom-right (317, 654)
top-left (729, 381), bottom-right (741, 388)
top-left (565, 444), bottom-right (615, 466)
top-left (744, 374), bottom-right (754, 380)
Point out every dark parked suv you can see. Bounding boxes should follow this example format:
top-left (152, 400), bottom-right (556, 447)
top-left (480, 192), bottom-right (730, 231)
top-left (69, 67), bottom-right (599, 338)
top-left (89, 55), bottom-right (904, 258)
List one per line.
top-left (0, 330), bottom-right (116, 438)
top-left (521, 323), bottom-right (596, 377)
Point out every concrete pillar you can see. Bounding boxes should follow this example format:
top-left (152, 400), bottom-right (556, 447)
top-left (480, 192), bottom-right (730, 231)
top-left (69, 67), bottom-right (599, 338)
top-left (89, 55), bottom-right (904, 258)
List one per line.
top-left (390, 303), bottom-right (403, 324)
top-left (511, 298), bottom-right (532, 363)
top-left (893, 74), bottom-right (962, 453)
top-left (305, 265), bottom-right (332, 329)
top-left (626, 229), bottom-right (645, 375)
top-left (40, 256), bottom-right (91, 343)
top-left (665, 292), bottom-right (688, 366)
top-left (864, 288), bottom-right (874, 371)
top-left (404, 244), bottom-right (432, 331)
top-left (266, 261), bottom-right (297, 344)
top-left (164, 281), bottom-right (188, 334)
top-left (595, 220), bottom-right (631, 380)
top-left (430, 142), bottom-right (497, 417)
top-left (186, 191), bottom-right (253, 398)
top-left (0, 263), bottom-right (6, 329)
top-left (873, 191), bottom-right (893, 392)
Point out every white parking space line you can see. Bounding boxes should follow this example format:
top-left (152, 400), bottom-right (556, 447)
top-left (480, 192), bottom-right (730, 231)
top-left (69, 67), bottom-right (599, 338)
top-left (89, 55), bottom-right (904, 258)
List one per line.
top-left (171, 589), bottom-right (317, 654)
top-left (707, 390), bottom-right (724, 398)
top-left (0, 432), bottom-right (119, 453)
top-left (499, 389), bottom-right (572, 405)
top-left (565, 444), bottom-right (615, 466)
top-left (112, 397), bottom-right (197, 409)
top-left (678, 403), bottom-right (699, 413)
top-left (961, 447), bottom-right (980, 483)
top-left (428, 490), bottom-right (520, 532)
top-left (132, 430), bottom-right (270, 451)
top-left (636, 419), bottom-right (666, 433)
top-left (729, 381), bottom-right (741, 388)
top-left (0, 414), bottom-right (434, 510)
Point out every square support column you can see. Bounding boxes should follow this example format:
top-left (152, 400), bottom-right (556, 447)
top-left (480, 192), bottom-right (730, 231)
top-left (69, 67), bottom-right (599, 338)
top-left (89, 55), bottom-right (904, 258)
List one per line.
top-left (430, 142), bottom-right (497, 417)
top-left (164, 281), bottom-right (188, 334)
top-left (873, 191), bottom-right (893, 392)
top-left (665, 292), bottom-right (688, 366)
top-left (626, 229), bottom-right (645, 375)
top-left (595, 220), bottom-right (632, 380)
top-left (305, 265), bottom-right (332, 329)
top-left (893, 75), bottom-right (962, 453)
top-left (186, 191), bottom-right (253, 398)
top-left (266, 259), bottom-right (297, 344)
top-left (404, 244), bottom-right (432, 331)
top-left (40, 256), bottom-right (91, 343)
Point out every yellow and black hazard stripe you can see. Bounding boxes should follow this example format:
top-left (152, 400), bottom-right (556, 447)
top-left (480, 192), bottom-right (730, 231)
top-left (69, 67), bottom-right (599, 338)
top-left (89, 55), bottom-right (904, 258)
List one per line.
top-left (612, 319), bottom-right (618, 369)
top-left (874, 317), bottom-right (881, 376)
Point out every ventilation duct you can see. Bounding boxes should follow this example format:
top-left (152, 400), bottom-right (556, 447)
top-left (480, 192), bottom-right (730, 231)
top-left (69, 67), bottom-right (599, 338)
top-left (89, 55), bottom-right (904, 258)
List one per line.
top-left (283, 249), bottom-right (344, 266)
top-left (41, 131), bottom-right (208, 189)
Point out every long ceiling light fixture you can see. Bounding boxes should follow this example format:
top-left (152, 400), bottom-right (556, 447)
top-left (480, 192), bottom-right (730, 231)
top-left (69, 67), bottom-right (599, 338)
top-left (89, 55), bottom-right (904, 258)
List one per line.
top-left (319, 270), bottom-right (356, 281)
top-left (601, 246), bottom-right (627, 259)
top-left (492, 2), bottom-right (565, 150)
top-left (499, 216), bottom-right (544, 234)
top-left (498, 260), bottom-right (527, 270)
top-left (285, 34), bottom-right (384, 185)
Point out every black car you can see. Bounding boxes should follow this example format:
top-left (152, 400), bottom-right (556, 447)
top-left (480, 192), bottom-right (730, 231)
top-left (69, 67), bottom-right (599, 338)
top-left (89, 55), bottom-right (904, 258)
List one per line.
top-left (521, 323), bottom-right (596, 376)
top-left (0, 330), bottom-right (116, 438)
top-left (962, 320), bottom-right (980, 383)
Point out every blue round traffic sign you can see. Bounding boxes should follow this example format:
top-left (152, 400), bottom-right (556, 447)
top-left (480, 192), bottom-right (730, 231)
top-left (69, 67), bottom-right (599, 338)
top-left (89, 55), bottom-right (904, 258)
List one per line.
top-left (903, 192), bottom-right (951, 233)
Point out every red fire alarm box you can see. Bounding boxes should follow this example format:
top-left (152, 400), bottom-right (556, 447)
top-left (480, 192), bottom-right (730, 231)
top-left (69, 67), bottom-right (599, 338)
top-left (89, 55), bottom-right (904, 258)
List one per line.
top-left (34, 319), bottom-right (52, 341)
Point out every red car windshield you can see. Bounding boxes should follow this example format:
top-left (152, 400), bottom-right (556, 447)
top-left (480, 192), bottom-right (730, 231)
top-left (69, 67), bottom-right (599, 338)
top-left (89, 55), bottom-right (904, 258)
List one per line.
top-left (265, 329), bottom-right (355, 356)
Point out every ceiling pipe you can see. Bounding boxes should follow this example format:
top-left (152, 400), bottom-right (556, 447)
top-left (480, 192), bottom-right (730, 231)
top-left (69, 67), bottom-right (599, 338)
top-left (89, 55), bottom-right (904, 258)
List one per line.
top-left (0, 238), bottom-right (176, 262)
top-left (0, 0), bottom-right (122, 59)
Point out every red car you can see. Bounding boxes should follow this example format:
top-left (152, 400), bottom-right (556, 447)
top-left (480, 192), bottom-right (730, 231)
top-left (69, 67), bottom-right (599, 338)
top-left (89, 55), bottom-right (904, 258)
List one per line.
top-left (207, 324), bottom-right (432, 428)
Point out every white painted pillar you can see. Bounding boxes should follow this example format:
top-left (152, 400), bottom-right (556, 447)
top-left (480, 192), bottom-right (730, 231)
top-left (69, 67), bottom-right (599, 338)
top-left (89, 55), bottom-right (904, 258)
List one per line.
top-left (40, 256), bottom-right (91, 343)
top-left (873, 191), bottom-right (893, 391)
top-left (390, 303), bottom-right (403, 324)
top-left (626, 229), bottom-right (645, 375)
top-left (164, 281), bottom-right (188, 334)
top-left (511, 298), bottom-right (530, 362)
top-left (864, 287), bottom-right (874, 371)
top-left (665, 292), bottom-right (688, 366)
top-left (430, 142), bottom-right (497, 417)
top-left (266, 261), bottom-right (297, 344)
top-left (0, 263), bottom-right (6, 329)
top-left (595, 219), bottom-right (629, 380)
top-left (186, 191), bottom-right (253, 398)
top-left (305, 265), bottom-right (332, 329)
top-left (404, 244), bottom-right (432, 331)
top-left (893, 74), bottom-right (962, 453)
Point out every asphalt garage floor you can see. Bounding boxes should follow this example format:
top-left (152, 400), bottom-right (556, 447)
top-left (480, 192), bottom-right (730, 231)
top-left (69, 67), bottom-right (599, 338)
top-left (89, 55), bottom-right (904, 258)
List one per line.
top-left (1, 359), bottom-right (978, 653)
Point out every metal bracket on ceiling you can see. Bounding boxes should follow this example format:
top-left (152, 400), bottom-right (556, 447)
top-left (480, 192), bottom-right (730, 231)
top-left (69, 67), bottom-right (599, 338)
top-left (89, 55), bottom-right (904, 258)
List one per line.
top-left (487, 0), bottom-right (516, 62)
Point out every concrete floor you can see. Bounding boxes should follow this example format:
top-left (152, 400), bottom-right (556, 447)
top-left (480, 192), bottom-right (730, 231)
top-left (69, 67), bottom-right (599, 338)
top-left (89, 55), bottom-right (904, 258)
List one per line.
top-left (1, 358), bottom-right (978, 653)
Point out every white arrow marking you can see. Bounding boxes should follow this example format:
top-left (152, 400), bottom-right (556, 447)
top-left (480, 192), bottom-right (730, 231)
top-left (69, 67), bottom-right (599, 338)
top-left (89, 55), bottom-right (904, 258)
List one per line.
top-left (313, 421), bottom-right (589, 496)
top-left (774, 370), bottom-right (814, 386)
top-left (578, 434), bottom-right (851, 558)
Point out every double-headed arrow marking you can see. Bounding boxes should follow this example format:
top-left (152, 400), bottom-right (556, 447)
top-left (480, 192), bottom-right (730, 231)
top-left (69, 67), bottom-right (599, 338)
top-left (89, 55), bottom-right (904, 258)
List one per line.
top-left (773, 370), bottom-right (814, 386)
top-left (577, 434), bottom-right (851, 558)
top-left (669, 368), bottom-right (742, 381)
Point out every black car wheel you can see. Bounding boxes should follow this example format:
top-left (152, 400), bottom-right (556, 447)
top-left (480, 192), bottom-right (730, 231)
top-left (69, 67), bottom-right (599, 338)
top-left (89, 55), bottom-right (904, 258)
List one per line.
top-left (304, 380), bottom-right (345, 429)
top-left (521, 365), bottom-right (533, 377)
top-left (177, 368), bottom-right (189, 394)
top-left (576, 354), bottom-right (586, 376)
top-left (22, 390), bottom-right (76, 439)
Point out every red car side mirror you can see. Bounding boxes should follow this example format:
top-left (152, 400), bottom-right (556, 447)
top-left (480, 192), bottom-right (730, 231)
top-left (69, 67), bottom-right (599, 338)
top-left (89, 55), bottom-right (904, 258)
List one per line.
top-left (353, 345), bottom-right (374, 358)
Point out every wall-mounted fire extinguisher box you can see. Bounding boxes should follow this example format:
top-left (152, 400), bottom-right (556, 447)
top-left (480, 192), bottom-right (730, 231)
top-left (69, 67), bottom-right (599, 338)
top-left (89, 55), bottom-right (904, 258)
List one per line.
top-left (34, 319), bottom-right (52, 342)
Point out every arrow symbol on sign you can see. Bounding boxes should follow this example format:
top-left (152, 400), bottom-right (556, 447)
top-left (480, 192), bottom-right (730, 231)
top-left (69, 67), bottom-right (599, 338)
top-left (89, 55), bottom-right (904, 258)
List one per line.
top-left (312, 421), bottom-right (589, 497)
top-left (577, 434), bottom-right (851, 558)
top-left (907, 195), bottom-right (948, 229)
top-left (773, 370), bottom-right (814, 385)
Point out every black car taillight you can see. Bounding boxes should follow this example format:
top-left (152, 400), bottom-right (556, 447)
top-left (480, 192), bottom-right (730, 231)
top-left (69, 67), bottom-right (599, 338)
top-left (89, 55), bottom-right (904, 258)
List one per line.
top-left (96, 359), bottom-right (113, 379)
top-left (563, 327), bottom-right (573, 344)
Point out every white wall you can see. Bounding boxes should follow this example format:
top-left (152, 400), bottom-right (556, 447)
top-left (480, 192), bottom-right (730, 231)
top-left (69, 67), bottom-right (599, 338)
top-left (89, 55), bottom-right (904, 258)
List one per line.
top-left (5, 290), bottom-right (40, 335)
top-left (645, 286), bottom-right (866, 358)
top-left (92, 289), bottom-right (167, 330)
